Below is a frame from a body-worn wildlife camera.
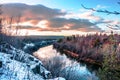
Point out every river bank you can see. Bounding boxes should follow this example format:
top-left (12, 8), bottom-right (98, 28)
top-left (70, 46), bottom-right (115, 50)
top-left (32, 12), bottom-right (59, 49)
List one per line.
top-left (33, 45), bottom-right (98, 80)
top-left (53, 43), bottom-right (102, 67)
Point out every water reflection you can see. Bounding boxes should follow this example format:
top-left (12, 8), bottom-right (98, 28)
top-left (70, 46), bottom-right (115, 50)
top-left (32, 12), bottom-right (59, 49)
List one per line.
top-left (33, 45), bottom-right (98, 80)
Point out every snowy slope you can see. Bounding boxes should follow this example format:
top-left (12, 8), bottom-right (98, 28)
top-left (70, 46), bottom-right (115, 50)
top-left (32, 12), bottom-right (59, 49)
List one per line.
top-left (0, 43), bottom-right (66, 80)
top-left (0, 52), bottom-right (44, 80)
top-left (0, 43), bottom-right (50, 80)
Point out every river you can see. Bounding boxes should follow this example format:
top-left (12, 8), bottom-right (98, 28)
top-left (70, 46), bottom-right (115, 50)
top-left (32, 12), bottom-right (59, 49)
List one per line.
top-left (33, 45), bottom-right (98, 80)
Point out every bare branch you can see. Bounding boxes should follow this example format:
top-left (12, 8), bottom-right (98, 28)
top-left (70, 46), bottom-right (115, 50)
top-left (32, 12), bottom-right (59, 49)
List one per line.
top-left (0, 4), bottom-right (2, 33)
top-left (81, 4), bottom-right (120, 15)
top-left (117, 1), bottom-right (120, 5)
top-left (106, 24), bottom-right (120, 30)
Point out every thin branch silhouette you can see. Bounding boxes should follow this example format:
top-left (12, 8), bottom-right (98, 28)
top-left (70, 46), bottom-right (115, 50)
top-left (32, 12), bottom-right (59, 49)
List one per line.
top-left (81, 4), bottom-right (120, 15)
top-left (81, 3), bottom-right (120, 30)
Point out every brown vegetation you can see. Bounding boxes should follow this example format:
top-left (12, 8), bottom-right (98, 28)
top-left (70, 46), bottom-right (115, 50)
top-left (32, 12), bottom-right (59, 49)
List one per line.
top-left (53, 33), bottom-right (120, 66)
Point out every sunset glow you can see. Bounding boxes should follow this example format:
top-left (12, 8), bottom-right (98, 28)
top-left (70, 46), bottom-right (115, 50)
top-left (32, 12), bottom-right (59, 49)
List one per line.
top-left (0, 1), bottom-right (120, 80)
top-left (1, 0), bottom-right (120, 36)
top-left (36, 20), bottom-right (49, 29)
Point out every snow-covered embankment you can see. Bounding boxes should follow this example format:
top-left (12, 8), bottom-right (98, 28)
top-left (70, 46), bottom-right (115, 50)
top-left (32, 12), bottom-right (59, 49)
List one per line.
top-left (0, 43), bottom-right (52, 80)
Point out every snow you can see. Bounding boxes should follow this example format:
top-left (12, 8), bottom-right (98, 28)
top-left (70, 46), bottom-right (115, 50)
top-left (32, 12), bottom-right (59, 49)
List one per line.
top-left (0, 43), bottom-right (49, 80)
top-left (0, 43), bottom-right (66, 80)
top-left (48, 77), bottom-right (66, 80)
top-left (0, 52), bottom-right (44, 80)
top-left (23, 43), bottom-right (35, 50)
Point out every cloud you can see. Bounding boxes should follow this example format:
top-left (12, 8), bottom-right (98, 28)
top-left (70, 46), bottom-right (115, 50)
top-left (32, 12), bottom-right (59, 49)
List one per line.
top-left (29, 18), bottom-right (101, 32)
top-left (2, 3), bottom-right (66, 22)
top-left (61, 11), bottom-right (102, 21)
top-left (95, 18), bottom-right (120, 25)
top-left (25, 18), bottom-right (101, 32)
top-left (48, 18), bottom-right (96, 29)
top-left (2, 3), bottom-right (102, 32)
top-left (109, 20), bottom-right (120, 25)
top-left (77, 11), bottom-right (101, 21)
top-left (96, 5), bottom-right (108, 9)
top-left (94, 19), bottom-right (112, 24)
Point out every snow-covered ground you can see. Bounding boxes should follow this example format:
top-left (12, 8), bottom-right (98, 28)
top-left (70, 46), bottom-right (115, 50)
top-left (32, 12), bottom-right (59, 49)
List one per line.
top-left (0, 52), bottom-right (44, 80)
top-left (48, 77), bottom-right (66, 80)
top-left (0, 43), bottom-right (65, 80)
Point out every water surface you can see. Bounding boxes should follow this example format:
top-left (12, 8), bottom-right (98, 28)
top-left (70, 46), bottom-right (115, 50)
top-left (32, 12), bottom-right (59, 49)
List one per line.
top-left (33, 45), bottom-right (98, 80)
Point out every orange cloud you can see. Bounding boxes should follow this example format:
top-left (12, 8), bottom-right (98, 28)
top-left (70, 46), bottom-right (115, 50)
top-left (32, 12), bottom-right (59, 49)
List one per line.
top-left (29, 20), bottom-right (39, 25)
top-left (1, 3), bottom-right (103, 32)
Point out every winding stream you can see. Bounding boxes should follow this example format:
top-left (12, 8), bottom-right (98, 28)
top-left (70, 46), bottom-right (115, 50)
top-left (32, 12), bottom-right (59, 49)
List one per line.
top-left (33, 45), bottom-right (98, 80)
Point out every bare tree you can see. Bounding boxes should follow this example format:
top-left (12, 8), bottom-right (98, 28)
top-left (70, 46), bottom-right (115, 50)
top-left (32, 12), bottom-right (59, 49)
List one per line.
top-left (0, 3), bottom-right (3, 42)
top-left (0, 4), bottom-right (2, 33)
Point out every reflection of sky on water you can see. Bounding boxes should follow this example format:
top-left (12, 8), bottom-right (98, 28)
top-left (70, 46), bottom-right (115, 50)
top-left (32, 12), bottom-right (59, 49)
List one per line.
top-left (34, 45), bottom-right (98, 80)
top-left (61, 64), bottom-right (97, 80)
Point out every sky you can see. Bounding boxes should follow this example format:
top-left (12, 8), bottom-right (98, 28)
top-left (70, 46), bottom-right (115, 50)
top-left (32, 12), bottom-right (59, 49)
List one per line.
top-left (1, 0), bottom-right (120, 36)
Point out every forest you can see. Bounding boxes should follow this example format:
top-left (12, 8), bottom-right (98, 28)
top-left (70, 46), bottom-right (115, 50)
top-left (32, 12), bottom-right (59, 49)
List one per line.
top-left (53, 32), bottom-right (120, 80)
